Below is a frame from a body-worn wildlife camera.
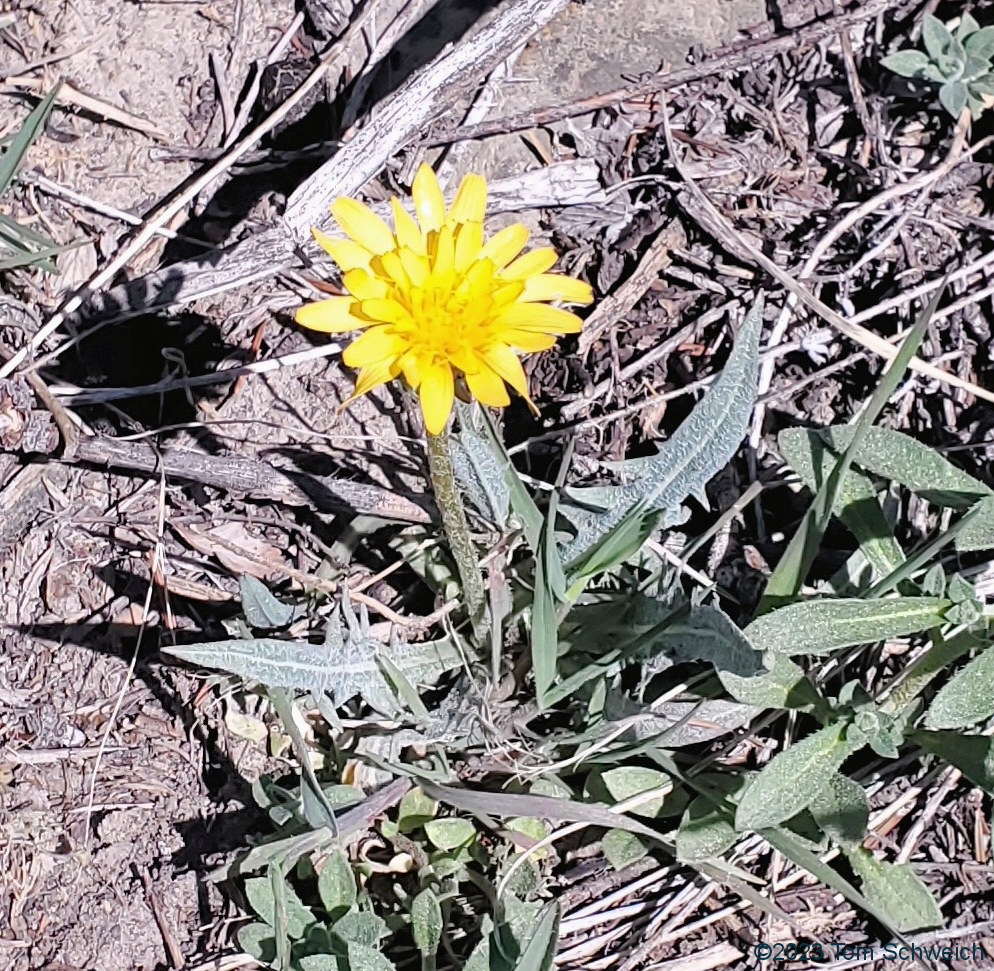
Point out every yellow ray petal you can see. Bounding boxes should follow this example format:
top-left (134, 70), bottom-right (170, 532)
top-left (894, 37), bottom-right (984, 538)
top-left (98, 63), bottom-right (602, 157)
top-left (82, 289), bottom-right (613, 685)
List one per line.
top-left (456, 258), bottom-right (494, 300)
top-left (447, 173), bottom-right (487, 225)
top-left (331, 198), bottom-right (396, 254)
top-left (295, 296), bottom-right (363, 333)
top-left (503, 329), bottom-right (558, 352)
top-left (502, 247), bottom-right (558, 280)
top-left (342, 326), bottom-right (405, 367)
top-left (343, 268), bottom-right (390, 301)
top-left (399, 349), bottom-right (425, 388)
top-left (454, 221), bottom-right (483, 274)
top-left (391, 198), bottom-right (425, 255)
top-left (399, 247), bottom-right (429, 287)
top-left (419, 362), bottom-right (455, 434)
top-left (480, 224), bottom-right (529, 268)
top-left (481, 343), bottom-right (530, 400)
top-left (360, 298), bottom-right (414, 326)
top-left (344, 360), bottom-right (397, 403)
top-left (465, 364), bottom-right (510, 407)
top-left (412, 163), bottom-right (446, 233)
top-left (496, 303), bottom-right (584, 334)
top-left (521, 273), bottom-right (593, 305)
top-left (430, 225), bottom-right (455, 290)
top-left (493, 281), bottom-right (526, 307)
top-left (313, 228), bottom-right (371, 271)
top-left (375, 251), bottom-right (411, 291)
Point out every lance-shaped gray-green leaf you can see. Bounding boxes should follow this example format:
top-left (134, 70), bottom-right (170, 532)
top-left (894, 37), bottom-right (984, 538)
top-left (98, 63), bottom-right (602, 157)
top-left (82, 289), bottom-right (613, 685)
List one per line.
top-left (848, 851), bottom-right (943, 932)
top-left (809, 772), bottom-right (868, 851)
top-left (451, 402), bottom-right (511, 529)
top-left (317, 850), bottom-right (356, 919)
top-left (562, 594), bottom-right (764, 678)
top-left (807, 774), bottom-right (941, 930)
top-left (239, 575), bottom-right (301, 629)
top-left (676, 774), bottom-right (747, 862)
top-left (559, 298), bottom-right (762, 575)
top-left (778, 428), bottom-right (905, 580)
top-left (745, 597), bottom-right (949, 656)
top-left (816, 425), bottom-right (992, 511)
top-left (953, 496), bottom-right (994, 552)
top-left (164, 595), bottom-right (460, 714)
top-left (735, 720), bottom-right (861, 832)
top-left (925, 645), bottom-right (994, 729)
top-left (411, 889), bottom-right (443, 957)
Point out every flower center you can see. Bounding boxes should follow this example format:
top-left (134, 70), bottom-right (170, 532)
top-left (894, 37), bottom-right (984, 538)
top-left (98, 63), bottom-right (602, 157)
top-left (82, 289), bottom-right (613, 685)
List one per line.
top-left (408, 282), bottom-right (492, 360)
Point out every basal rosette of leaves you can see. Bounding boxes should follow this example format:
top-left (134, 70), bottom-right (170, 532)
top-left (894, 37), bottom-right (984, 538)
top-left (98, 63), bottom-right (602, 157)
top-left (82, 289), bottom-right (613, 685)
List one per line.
top-left (883, 12), bottom-right (994, 119)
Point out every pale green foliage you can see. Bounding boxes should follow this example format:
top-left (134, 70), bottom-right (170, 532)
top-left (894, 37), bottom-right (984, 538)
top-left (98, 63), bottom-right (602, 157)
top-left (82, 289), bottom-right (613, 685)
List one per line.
top-left (163, 592), bottom-right (460, 715)
top-left (883, 13), bottom-right (994, 119)
top-left (745, 597), bottom-right (951, 656)
top-left (560, 299), bottom-right (763, 580)
top-left (162, 285), bottom-right (994, 963)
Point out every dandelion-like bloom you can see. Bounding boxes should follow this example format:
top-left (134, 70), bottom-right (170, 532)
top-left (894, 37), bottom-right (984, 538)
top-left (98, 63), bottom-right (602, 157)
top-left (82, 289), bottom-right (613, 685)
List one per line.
top-left (295, 163), bottom-right (593, 435)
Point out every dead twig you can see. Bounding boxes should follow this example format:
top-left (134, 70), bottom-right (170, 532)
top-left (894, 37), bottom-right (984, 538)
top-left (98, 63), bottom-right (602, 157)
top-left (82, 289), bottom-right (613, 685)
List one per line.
top-left (0, 1), bottom-right (382, 381)
top-left (658, 101), bottom-right (994, 404)
top-left (0, 74), bottom-right (169, 139)
top-left (55, 433), bottom-right (432, 524)
top-left (427, 0), bottom-right (914, 146)
top-left (576, 221), bottom-right (687, 361)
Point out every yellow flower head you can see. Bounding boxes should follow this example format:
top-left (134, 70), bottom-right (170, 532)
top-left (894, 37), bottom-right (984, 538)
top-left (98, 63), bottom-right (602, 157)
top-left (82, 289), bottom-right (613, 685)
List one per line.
top-left (295, 163), bottom-right (593, 435)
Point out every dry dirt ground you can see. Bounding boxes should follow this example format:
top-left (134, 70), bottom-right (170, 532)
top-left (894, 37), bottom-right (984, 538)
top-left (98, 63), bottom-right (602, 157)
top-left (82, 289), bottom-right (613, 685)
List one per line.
top-left (3, 0), bottom-right (994, 969)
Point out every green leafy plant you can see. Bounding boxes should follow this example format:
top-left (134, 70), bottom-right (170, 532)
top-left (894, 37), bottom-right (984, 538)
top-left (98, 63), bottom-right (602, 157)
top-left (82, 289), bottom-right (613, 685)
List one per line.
top-left (883, 12), bottom-right (994, 118)
top-left (0, 85), bottom-right (78, 271)
top-left (164, 293), bottom-right (994, 965)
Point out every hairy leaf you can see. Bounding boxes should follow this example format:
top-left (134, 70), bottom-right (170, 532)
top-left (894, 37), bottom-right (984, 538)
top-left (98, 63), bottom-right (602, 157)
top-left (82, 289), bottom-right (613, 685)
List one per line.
top-left (560, 299), bottom-right (762, 572)
top-left (939, 79), bottom-right (968, 117)
top-left (451, 402), bottom-right (511, 528)
top-left (164, 595), bottom-right (460, 714)
top-left (778, 428), bottom-right (905, 580)
top-left (735, 721), bottom-right (860, 832)
top-left (921, 13), bottom-right (959, 62)
top-left (763, 827), bottom-right (919, 948)
top-left (720, 653), bottom-right (823, 711)
top-left (245, 873), bottom-right (314, 938)
top-left (602, 829), bottom-right (650, 869)
top-left (411, 889), bottom-right (443, 957)
top-left (848, 851), bottom-right (943, 932)
top-left (563, 594), bottom-right (764, 678)
top-left (954, 496), bottom-right (994, 552)
top-left (601, 691), bottom-right (758, 747)
top-left (914, 730), bottom-right (994, 793)
top-left (676, 775), bottom-right (746, 862)
top-left (881, 49), bottom-right (933, 78)
top-left (746, 597), bottom-right (949, 656)
top-left (318, 851), bottom-right (356, 919)
top-left (239, 575), bottom-right (298, 629)
top-left (816, 425), bottom-right (992, 510)
top-left (809, 773), bottom-right (868, 851)
top-left (965, 25), bottom-right (994, 60)
top-left (926, 645), bottom-right (994, 729)
top-left (345, 942), bottom-right (396, 971)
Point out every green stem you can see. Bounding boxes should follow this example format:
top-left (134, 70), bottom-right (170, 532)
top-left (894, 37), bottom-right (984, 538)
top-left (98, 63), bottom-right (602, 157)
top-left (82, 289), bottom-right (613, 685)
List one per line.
top-left (426, 428), bottom-right (487, 643)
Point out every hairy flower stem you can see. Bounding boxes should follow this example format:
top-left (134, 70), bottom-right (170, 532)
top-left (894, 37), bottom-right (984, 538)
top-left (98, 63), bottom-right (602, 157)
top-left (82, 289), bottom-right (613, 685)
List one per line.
top-left (426, 429), bottom-right (487, 644)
